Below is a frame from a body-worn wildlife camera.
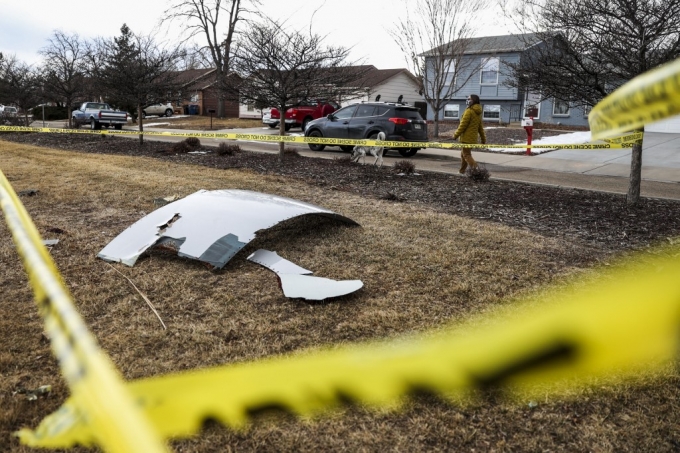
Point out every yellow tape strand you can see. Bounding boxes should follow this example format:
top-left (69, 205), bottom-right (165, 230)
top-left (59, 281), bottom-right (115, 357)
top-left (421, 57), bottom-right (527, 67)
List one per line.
top-left (18, 250), bottom-right (680, 447)
top-left (0, 169), bottom-right (168, 452)
top-left (0, 125), bottom-right (637, 149)
top-left (590, 57), bottom-right (680, 140)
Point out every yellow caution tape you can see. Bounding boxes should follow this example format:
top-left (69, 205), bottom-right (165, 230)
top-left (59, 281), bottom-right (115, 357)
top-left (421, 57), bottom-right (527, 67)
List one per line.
top-left (18, 249), bottom-right (680, 447)
top-left (0, 168), bottom-right (169, 453)
top-left (0, 125), bottom-right (637, 149)
top-left (590, 57), bottom-right (680, 140)
top-left (603, 131), bottom-right (644, 144)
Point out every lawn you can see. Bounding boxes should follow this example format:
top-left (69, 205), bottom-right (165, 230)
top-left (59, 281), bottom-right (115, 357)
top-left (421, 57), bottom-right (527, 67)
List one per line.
top-left (141, 115), bottom-right (263, 130)
top-left (1, 139), bottom-right (680, 452)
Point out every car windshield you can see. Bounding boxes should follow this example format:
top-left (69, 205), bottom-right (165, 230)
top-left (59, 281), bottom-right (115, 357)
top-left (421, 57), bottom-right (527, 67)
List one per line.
top-left (87, 103), bottom-right (109, 110)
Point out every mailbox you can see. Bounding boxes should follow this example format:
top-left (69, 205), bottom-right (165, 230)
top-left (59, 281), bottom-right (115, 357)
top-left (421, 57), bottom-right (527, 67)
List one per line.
top-left (523, 117), bottom-right (534, 155)
top-left (208, 109), bottom-right (216, 114)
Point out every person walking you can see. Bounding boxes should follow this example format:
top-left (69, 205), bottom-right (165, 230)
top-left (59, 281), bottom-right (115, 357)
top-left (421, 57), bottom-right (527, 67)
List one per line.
top-left (453, 94), bottom-right (486, 174)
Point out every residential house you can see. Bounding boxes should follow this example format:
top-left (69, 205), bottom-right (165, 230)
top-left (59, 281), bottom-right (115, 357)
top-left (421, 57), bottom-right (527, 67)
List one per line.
top-left (239, 65), bottom-right (425, 119)
top-left (176, 68), bottom-right (239, 117)
top-left (423, 33), bottom-right (591, 127)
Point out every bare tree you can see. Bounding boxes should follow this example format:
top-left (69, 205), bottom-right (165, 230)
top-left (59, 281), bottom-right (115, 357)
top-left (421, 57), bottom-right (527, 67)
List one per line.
top-left (0, 55), bottom-right (40, 126)
top-left (39, 31), bottom-right (87, 128)
top-left (503, 0), bottom-right (680, 205)
top-left (228, 22), bottom-right (369, 158)
top-left (391, 0), bottom-right (486, 138)
top-left (162, 0), bottom-right (260, 117)
top-left (91, 24), bottom-right (186, 144)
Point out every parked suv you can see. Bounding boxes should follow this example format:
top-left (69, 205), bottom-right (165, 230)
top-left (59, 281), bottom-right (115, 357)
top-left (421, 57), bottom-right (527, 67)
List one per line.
top-left (304, 102), bottom-right (428, 157)
top-left (142, 102), bottom-right (174, 118)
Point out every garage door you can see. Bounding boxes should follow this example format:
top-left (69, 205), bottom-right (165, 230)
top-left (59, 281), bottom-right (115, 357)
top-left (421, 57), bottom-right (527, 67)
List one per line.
top-left (646, 114), bottom-right (680, 133)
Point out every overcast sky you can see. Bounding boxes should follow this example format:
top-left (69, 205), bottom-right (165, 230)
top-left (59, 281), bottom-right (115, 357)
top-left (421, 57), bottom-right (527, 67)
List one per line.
top-left (0, 0), bottom-right (514, 69)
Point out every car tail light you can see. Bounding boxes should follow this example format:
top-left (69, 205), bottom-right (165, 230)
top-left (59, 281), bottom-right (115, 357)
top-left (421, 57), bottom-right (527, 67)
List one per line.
top-left (389, 117), bottom-right (409, 125)
top-left (98, 111), bottom-right (102, 119)
top-left (290, 108), bottom-right (299, 118)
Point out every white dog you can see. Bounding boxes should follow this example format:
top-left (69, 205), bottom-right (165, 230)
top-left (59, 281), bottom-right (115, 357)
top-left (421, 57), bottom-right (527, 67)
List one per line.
top-left (351, 132), bottom-right (386, 167)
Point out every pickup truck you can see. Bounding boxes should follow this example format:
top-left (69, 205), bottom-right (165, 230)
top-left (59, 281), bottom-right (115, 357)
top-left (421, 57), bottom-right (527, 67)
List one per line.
top-left (72, 102), bottom-right (128, 130)
top-left (265, 100), bottom-right (339, 131)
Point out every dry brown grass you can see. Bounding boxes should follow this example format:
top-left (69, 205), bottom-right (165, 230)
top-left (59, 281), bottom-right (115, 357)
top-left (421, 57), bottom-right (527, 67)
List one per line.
top-left (143, 116), bottom-right (262, 130)
top-left (2, 140), bottom-right (679, 452)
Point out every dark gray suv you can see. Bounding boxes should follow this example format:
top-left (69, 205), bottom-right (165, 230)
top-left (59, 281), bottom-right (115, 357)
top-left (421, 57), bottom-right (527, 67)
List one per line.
top-left (304, 102), bottom-right (428, 157)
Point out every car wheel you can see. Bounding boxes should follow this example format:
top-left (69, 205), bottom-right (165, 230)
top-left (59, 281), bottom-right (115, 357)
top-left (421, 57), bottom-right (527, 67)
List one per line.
top-left (72, 119), bottom-right (80, 129)
top-left (301, 117), bottom-right (311, 131)
top-left (340, 146), bottom-right (354, 152)
top-left (114, 124), bottom-right (122, 130)
top-left (284, 123), bottom-right (292, 131)
top-left (268, 123), bottom-right (278, 129)
top-left (165, 109), bottom-right (173, 117)
top-left (398, 148), bottom-right (419, 157)
top-left (90, 119), bottom-right (100, 130)
top-left (307, 130), bottom-right (326, 151)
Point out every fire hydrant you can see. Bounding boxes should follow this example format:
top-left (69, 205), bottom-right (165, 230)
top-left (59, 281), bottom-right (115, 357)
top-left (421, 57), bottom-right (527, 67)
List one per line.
top-left (522, 117), bottom-right (534, 155)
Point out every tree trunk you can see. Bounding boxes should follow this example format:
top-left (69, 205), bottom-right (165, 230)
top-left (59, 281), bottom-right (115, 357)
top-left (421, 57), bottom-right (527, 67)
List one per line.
top-left (138, 104), bottom-right (144, 145)
top-left (66, 97), bottom-right (72, 128)
top-left (626, 129), bottom-right (644, 206)
top-left (433, 111), bottom-right (440, 138)
top-left (216, 68), bottom-right (226, 118)
top-left (278, 112), bottom-right (286, 161)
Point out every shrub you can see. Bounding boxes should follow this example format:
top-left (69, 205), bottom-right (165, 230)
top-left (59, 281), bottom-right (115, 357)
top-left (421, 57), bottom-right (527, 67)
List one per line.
top-left (184, 137), bottom-right (201, 149)
top-left (170, 141), bottom-right (191, 154)
top-left (393, 160), bottom-right (416, 174)
top-left (217, 143), bottom-right (241, 156)
top-left (333, 156), bottom-right (353, 165)
top-left (30, 106), bottom-right (68, 121)
top-left (466, 164), bottom-right (490, 182)
top-left (381, 191), bottom-right (405, 202)
top-left (283, 147), bottom-right (301, 158)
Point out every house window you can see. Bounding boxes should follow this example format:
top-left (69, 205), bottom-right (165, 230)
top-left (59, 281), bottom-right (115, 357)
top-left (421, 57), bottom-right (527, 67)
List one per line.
top-left (483, 104), bottom-right (501, 120)
top-left (444, 59), bottom-right (456, 86)
top-left (480, 57), bottom-right (499, 85)
top-left (246, 103), bottom-right (255, 112)
top-left (190, 94), bottom-right (199, 102)
top-left (553, 99), bottom-right (570, 116)
top-left (524, 92), bottom-right (541, 119)
top-left (444, 103), bottom-right (459, 119)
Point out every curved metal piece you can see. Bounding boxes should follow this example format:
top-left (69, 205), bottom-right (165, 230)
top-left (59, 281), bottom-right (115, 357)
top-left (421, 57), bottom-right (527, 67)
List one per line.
top-left (97, 190), bottom-right (359, 268)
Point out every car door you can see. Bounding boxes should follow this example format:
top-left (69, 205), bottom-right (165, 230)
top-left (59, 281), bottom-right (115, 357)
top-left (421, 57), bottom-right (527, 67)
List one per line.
top-left (348, 104), bottom-right (378, 138)
top-left (322, 105), bottom-right (357, 139)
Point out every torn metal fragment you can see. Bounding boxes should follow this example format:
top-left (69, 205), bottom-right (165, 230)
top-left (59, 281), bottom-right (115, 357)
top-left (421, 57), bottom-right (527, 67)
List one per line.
top-left (277, 274), bottom-right (363, 301)
top-left (247, 249), bottom-right (362, 300)
top-left (247, 249), bottom-right (312, 275)
top-left (97, 190), bottom-right (359, 268)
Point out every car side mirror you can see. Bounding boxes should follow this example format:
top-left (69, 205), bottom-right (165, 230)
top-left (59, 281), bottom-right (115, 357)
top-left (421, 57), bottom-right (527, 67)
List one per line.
top-left (327, 113), bottom-right (334, 120)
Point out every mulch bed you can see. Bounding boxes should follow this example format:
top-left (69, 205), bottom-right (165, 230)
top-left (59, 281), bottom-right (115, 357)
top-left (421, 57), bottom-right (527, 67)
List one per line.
top-left (3, 131), bottom-right (680, 257)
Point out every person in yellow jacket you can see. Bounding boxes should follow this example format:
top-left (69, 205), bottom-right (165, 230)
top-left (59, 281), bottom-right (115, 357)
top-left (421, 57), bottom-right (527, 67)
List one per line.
top-left (453, 94), bottom-right (486, 174)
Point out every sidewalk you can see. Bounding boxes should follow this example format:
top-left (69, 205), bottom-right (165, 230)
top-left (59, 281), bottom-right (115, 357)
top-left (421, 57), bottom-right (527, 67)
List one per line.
top-left (415, 131), bottom-right (680, 200)
top-left (26, 121), bottom-right (680, 200)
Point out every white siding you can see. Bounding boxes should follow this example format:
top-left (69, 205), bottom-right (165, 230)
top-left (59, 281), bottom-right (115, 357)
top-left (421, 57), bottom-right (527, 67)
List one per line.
top-left (341, 72), bottom-right (422, 107)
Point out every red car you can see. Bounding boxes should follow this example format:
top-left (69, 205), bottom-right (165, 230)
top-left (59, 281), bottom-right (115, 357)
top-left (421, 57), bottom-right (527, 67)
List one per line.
top-left (264, 100), bottom-right (340, 131)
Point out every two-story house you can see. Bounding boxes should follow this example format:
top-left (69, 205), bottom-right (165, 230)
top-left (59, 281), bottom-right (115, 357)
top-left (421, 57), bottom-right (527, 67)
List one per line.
top-left (425, 33), bottom-right (591, 127)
